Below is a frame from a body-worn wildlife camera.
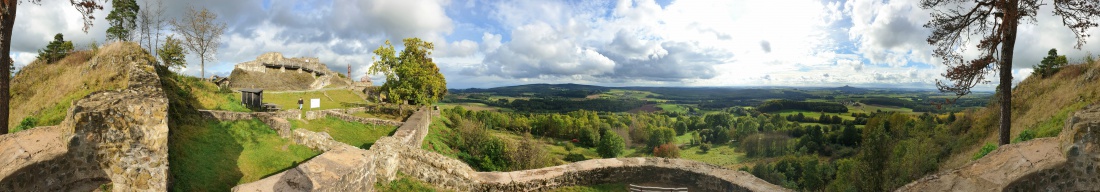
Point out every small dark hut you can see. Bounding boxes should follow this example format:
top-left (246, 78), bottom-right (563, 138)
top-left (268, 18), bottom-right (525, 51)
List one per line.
top-left (240, 89), bottom-right (264, 109)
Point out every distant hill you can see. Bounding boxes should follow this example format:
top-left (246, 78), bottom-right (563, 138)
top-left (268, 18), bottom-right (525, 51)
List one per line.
top-left (451, 83), bottom-right (610, 98)
top-left (829, 85), bottom-right (870, 93)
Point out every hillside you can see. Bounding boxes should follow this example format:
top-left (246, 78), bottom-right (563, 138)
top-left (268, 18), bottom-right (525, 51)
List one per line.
top-left (8, 42), bottom-right (150, 131)
top-left (938, 59), bottom-right (1100, 170)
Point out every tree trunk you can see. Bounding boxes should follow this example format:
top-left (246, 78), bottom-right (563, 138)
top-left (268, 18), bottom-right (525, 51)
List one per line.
top-left (201, 57), bottom-right (205, 79)
top-left (998, 0), bottom-right (1019, 145)
top-left (0, 2), bottom-right (16, 134)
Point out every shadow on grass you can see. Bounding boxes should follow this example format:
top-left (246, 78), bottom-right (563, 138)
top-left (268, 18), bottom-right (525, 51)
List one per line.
top-left (161, 66), bottom-right (245, 192)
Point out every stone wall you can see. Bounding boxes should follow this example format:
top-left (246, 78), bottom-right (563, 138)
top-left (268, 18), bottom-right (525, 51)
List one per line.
top-left (302, 107), bottom-right (403, 127)
top-left (0, 45), bottom-right (169, 192)
top-left (898, 104), bottom-right (1100, 192)
top-left (234, 108), bottom-right (789, 192)
top-left (198, 109), bottom-right (300, 121)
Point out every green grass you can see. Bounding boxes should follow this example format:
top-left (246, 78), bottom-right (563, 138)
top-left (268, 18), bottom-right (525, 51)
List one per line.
top-left (435, 102), bottom-right (504, 112)
top-left (848, 104), bottom-right (913, 114)
top-left (257, 89), bottom-right (367, 111)
top-left (657, 104), bottom-right (688, 113)
top-left (679, 144), bottom-right (745, 168)
top-left (422, 116), bottom-right (458, 158)
top-left (1031, 101), bottom-right (1087, 138)
top-left (170, 119), bottom-right (320, 192)
top-left (375, 172), bottom-right (449, 192)
top-left (550, 183), bottom-right (628, 192)
top-left (288, 117), bottom-right (399, 149)
top-left (772, 110), bottom-right (856, 121)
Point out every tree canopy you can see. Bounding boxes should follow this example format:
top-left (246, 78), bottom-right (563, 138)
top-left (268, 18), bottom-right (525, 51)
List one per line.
top-left (157, 35), bottom-right (187, 70)
top-left (106, 0), bottom-right (139, 41)
top-left (1032, 48), bottom-right (1068, 78)
top-left (36, 33), bottom-right (74, 64)
top-left (922, 0), bottom-right (1100, 145)
top-left (369, 38), bottom-right (447, 106)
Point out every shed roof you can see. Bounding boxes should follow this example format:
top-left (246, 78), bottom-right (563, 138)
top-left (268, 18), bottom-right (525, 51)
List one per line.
top-left (239, 88), bottom-right (264, 93)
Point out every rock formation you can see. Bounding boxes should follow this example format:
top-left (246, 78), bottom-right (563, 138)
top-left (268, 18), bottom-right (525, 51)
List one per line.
top-left (229, 52), bottom-right (352, 91)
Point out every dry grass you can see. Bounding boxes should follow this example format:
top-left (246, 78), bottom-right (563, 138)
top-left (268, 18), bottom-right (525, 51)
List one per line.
top-left (8, 42), bottom-right (152, 130)
top-left (939, 60), bottom-right (1100, 170)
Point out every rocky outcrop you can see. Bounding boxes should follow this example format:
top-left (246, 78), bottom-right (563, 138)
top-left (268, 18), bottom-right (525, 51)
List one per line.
top-left (898, 104), bottom-right (1100, 192)
top-left (228, 52), bottom-right (351, 91)
top-left (0, 42), bottom-right (169, 191)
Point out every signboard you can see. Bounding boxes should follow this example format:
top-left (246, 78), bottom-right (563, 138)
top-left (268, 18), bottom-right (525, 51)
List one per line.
top-left (310, 98), bottom-right (320, 109)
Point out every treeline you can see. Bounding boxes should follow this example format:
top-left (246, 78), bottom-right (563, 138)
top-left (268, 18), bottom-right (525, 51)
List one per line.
top-left (757, 100), bottom-right (848, 113)
top-left (743, 111), bottom-right (989, 191)
top-left (860, 97), bottom-right (988, 113)
top-left (493, 98), bottom-right (645, 113)
top-left (783, 112), bottom-right (870, 125)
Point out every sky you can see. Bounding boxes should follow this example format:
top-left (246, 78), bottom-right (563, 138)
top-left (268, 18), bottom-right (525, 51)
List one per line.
top-left (12, 0), bottom-right (1100, 89)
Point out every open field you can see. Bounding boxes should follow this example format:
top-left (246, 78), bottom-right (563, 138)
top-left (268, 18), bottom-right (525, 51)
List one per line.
top-left (289, 117), bottom-right (399, 149)
top-left (435, 102), bottom-right (503, 112)
top-left (772, 109), bottom-right (857, 121)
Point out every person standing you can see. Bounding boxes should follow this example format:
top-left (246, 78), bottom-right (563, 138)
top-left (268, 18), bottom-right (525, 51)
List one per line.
top-left (298, 97), bottom-right (303, 110)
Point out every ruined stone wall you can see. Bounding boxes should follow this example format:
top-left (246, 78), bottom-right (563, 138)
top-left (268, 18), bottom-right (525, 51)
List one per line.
top-left (234, 107), bottom-right (789, 192)
top-left (0, 45), bottom-right (169, 192)
top-left (898, 104), bottom-right (1100, 192)
top-left (198, 109), bottom-right (300, 121)
top-left (302, 108), bottom-right (403, 126)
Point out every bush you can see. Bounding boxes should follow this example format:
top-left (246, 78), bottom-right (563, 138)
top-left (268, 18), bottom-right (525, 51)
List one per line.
top-left (1013, 129), bottom-right (1036, 143)
top-left (564, 153), bottom-right (587, 162)
top-left (653, 143), bottom-right (680, 158)
top-left (699, 142), bottom-right (712, 153)
top-left (14, 117), bottom-right (38, 132)
top-left (596, 129), bottom-right (625, 158)
top-left (972, 143), bottom-right (998, 160)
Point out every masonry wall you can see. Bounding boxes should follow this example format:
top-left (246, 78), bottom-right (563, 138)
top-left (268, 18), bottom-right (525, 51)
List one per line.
top-left (0, 46), bottom-right (170, 192)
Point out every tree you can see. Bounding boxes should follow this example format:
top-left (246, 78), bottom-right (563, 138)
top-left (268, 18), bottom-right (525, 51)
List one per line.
top-left (1032, 48), bottom-right (1068, 78)
top-left (596, 128), bottom-right (625, 158)
top-left (0, 0), bottom-right (104, 134)
top-left (157, 35), bottom-right (187, 70)
top-left (369, 38), bottom-right (448, 106)
top-left (35, 33), bottom-right (74, 63)
top-left (922, 0), bottom-right (1100, 145)
top-left (136, 0), bottom-right (167, 58)
top-left (171, 6), bottom-right (226, 79)
top-left (105, 0), bottom-right (138, 41)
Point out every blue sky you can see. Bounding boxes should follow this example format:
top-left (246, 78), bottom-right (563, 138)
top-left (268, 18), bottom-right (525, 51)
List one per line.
top-left (12, 0), bottom-right (1100, 89)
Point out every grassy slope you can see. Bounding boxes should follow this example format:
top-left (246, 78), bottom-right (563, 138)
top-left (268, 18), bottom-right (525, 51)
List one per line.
top-left (288, 117), bottom-right (398, 149)
top-left (940, 61), bottom-right (1100, 170)
top-left (160, 65), bottom-right (319, 192)
top-left (8, 44), bottom-right (137, 131)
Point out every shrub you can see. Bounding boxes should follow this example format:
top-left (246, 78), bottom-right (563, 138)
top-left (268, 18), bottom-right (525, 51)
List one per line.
top-left (972, 143), bottom-right (998, 160)
top-left (563, 153), bottom-right (587, 162)
top-left (1013, 129), bottom-right (1036, 143)
top-left (14, 117), bottom-right (38, 132)
top-left (508, 133), bottom-right (551, 170)
top-left (699, 142), bottom-right (712, 153)
top-left (653, 143), bottom-right (680, 158)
